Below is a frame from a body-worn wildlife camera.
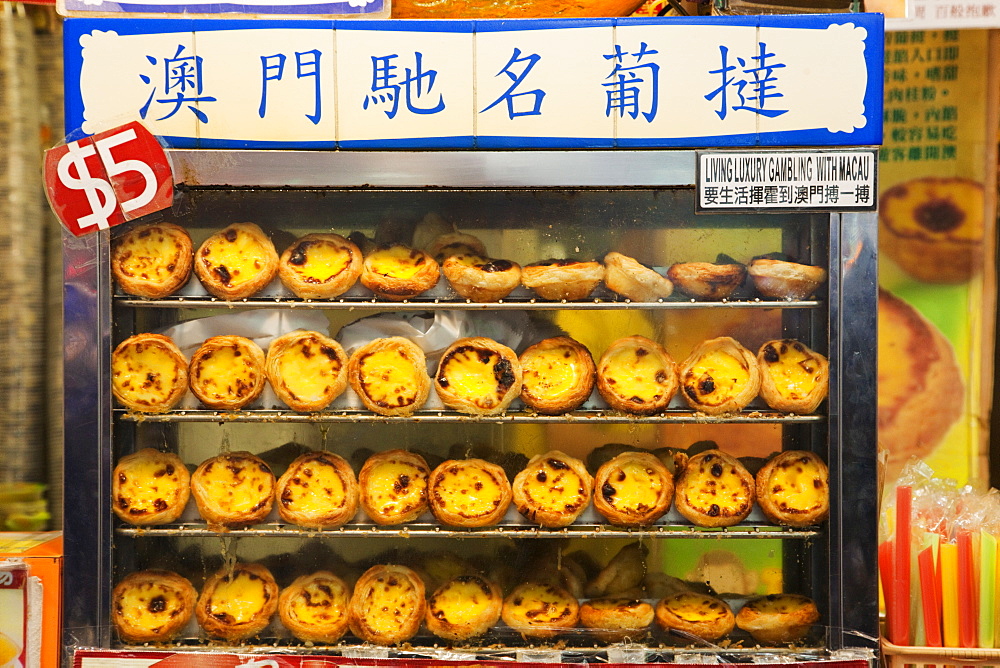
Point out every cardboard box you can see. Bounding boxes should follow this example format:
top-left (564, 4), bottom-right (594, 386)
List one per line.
top-left (0, 532), bottom-right (63, 668)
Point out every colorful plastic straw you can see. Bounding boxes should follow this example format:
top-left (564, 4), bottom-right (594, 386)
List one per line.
top-left (980, 531), bottom-right (997, 648)
top-left (957, 530), bottom-right (977, 647)
top-left (893, 485), bottom-right (913, 645)
top-left (919, 541), bottom-right (943, 647)
top-left (880, 539), bottom-right (895, 640)
top-left (940, 541), bottom-right (960, 647)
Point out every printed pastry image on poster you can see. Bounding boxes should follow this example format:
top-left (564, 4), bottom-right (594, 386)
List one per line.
top-left (877, 28), bottom-right (997, 486)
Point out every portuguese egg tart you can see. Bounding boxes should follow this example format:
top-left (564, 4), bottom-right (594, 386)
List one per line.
top-left (112, 569), bottom-right (197, 643)
top-left (275, 451), bottom-right (359, 529)
top-left (348, 564), bottom-right (426, 645)
top-left (360, 244), bottom-right (440, 301)
top-left (579, 598), bottom-right (654, 643)
top-left (278, 233), bottom-right (363, 299)
top-left (188, 335), bottom-right (267, 411)
top-left (434, 337), bottom-right (522, 416)
top-left (667, 261), bottom-right (746, 300)
top-left (348, 337), bottom-right (431, 417)
top-left (596, 335), bottom-right (678, 415)
top-left (679, 336), bottom-right (760, 415)
top-left (512, 450), bottom-right (593, 528)
top-left (426, 231), bottom-right (488, 263)
top-left (501, 581), bottom-right (580, 639)
top-left (111, 221), bottom-right (193, 298)
top-left (756, 450), bottom-right (830, 527)
top-left (194, 222), bottom-right (279, 300)
top-left (428, 458), bottom-right (512, 527)
top-left (278, 571), bottom-right (352, 643)
top-left (358, 450), bottom-right (430, 525)
top-left (521, 259), bottom-right (605, 301)
top-left (112, 449), bottom-right (190, 526)
top-left (191, 451), bottom-right (275, 531)
top-left (593, 451), bottom-right (673, 527)
top-left (603, 251), bottom-right (674, 302)
top-left (757, 339), bottom-right (829, 414)
top-left (426, 574), bottom-right (503, 641)
top-left (519, 336), bottom-right (596, 415)
top-left (748, 258), bottom-right (828, 300)
top-left (111, 333), bottom-right (189, 413)
top-left (654, 592), bottom-right (735, 641)
top-left (196, 562), bottom-right (279, 641)
top-left (735, 593), bottom-right (820, 644)
top-left (674, 449), bottom-right (755, 527)
top-left (442, 254), bottom-right (522, 303)
top-left (266, 330), bottom-right (348, 412)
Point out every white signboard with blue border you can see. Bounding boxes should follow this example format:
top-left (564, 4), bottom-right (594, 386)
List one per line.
top-left (62, 14), bottom-right (884, 150)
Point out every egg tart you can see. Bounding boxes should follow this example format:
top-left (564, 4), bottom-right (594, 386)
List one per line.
top-left (442, 254), bottom-right (522, 303)
top-left (596, 335), bottom-right (678, 415)
top-left (194, 222), bottom-right (279, 300)
top-left (348, 564), bottom-right (426, 645)
top-left (512, 450), bottom-right (593, 528)
top-left (275, 451), bottom-right (359, 529)
top-left (358, 450), bottom-right (430, 525)
top-left (112, 449), bottom-right (190, 526)
top-left (196, 562), bottom-right (279, 641)
top-left (603, 251), bottom-right (674, 302)
top-left (519, 336), bottom-right (596, 415)
top-left (757, 339), bottom-right (829, 414)
top-left (654, 592), bottom-right (735, 641)
top-left (501, 581), bottom-right (580, 639)
top-left (756, 450), bottom-right (829, 527)
top-left (748, 258), bottom-right (828, 300)
top-left (434, 337), bottom-right (522, 416)
top-left (189, 335), bottom-right (267, 411)
top-left (593, 451), bottom-right (673, 527)
top-left (112, 569), bottom-right (196, 643)
top-left (426, 231), bottom-right (488, 263)
top-left (579, 598), bottom-right (654, 643)
top-left (266, 330), bottom-right (348, 412)
top-left (673, 450), bottom-right (755, 528)
top-left (360, 244), bottom-right (440, 301)
top-left (679, 336), bottom-right (760, 415)
top-left (111, 333), bottom-right (189, 413)
top-left (278, 571), bottom-right (352, 643)
top-left (426, 574), bottom-right (503, 641)
top-left (348, 337), bottom-right (431, 417)
top-left (521, 259), bottom-right (605, 301)
top-left (735, 593), bottom-right (820, 644)
top-left (667, 261), bottom-right (746, 300)
top-left (111, 221), bottom-right (193, 298)
top-left (428, 458), bottom-right (512, 527)
top-left (191, 451), bottom-right (275, 531)
top-left (278, 233), bottom-right (363, 299)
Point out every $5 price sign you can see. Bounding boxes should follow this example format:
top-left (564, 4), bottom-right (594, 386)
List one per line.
top-left (45, 121), bottom-right (174, 237)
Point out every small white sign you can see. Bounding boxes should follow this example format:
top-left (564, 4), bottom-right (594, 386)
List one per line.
top-left (697, 149), bottom-right (877, 211)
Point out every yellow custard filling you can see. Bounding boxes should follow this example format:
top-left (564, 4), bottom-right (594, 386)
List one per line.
top-left (201, 230), bottom-right (270, 288)
top-left (602, 461), bottom-right (662, 512)
top-left (435, 464), bottom-right (504, 517)
top-left (431, 578), bottom-right (494, 623)
top-left (368, 246), bottom-right (428, 280)
top-left (359, 348), bottom-right (421, 408)
top-left (358, 574), bottom-right (418, 633)
top-left (274, 339), bottom-right (341, 401)
top-left (282, 459), bottom-right (346, 513)
top-left (117, 229), bottom-right (184, 281)
top-left (112, 343), bottom-right (182, 405)
top-left (522, 347), bottom-right (581, 400)
top-left (118, 582), bottom-right (184, 629)
top-left (667, 594), bottom-right (727, 622)
top-left (289, 579), bottom-right (348, 625)
top-left (508, 584), bottom-right (572, 623)
top-left (684, 456), bottom-right (750, 511)
top-left (763, 344), bottom-right (820, 400)
top-left (767, 457), bottom-right (826, 511)
top-left (194, 346), bottom-right (256, 400)
top-left (604, 346), bottom-right (669, 402)
top-left (117, 457), bottom-right (182, 513)
top-left (440, 348), bottom-right (501, 398)
top-left (199, 459), bottom-right (271, 513)
top-left (288, 240), bottom-right (351, 282)
top-left (524, 459), bottom-right (585, 510)
top-left (366, 461), bottom-right (427, 515)
top-left (209, 571), bottom-right (269, 624)
top-left (686, 350), bottom-right (750, 406)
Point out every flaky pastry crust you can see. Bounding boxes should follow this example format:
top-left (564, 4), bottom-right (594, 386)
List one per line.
top-left (191, 451), bottom-right (275, 531)
top-left (278, 571), bottom-right (352, 643)
top-left (757, 339), bottom-right (829, 414)
top-left (667, 261), bottom-right (746, 300)
top-left (348, 337), bottom-right (431, 417)
top-left (579, 598), bottom-right (654, 643)
top-left (266, 330), bottom-right (348, 412)
top-left (596, 335), bottom-right (678, 415)
top-left (655, 592), bottom-right (735, 641)
top-left (111, 222), bottom-right (193, 298)
top-left (679, 336), bottom-right (760, 415)
top-left (112, 449), bottom-right (190, 526)
top-left (112, 333), bottom-right (189, 413)
top-left (593, 451), bottom-right (673, 527)
top-left (358, 450), bottom-right (430, 525)
top-left (425, 574), bottom-right (503, 641)
top-left (189, 335), bottom-right (267, 411)
top-left (196, 562), bottom-right (279, 641)
top-left (348, 565), bottom-right (426, 645)
top-left (278, 233), bottom-right (363, 299)
top-left (428, 458), bottom-right (512, 527)
top-left (276, 451), bottom-right (359, 529)
top-left (603, 251), bottom-right (674, 302)
top-left (442, 254), bottom-right (522, 302)
top-left (512, 450), bottom-right (593, 528)
top-left (521, 259), bottom-right (605, 301)
top-left (735, 593), bottom-right (820, 644)
top-left (434, 337), bottom-right (522, 416)
top-left (519, 336), bottom-right (596, 415)
top-left (112, 569), bottom-right (196, 643)
top-left (756, 450), bottom-right (829, 527)
top-left (194, 222), bottom-right (279, 300)
top-left (748, 258), bottom-right (828, 300)
top-left (502, 582), bottom-right (580, 639)
top-left (360, 245), bottom-right (440, 301)
top-left (673, 450), bottom-right (755, 527)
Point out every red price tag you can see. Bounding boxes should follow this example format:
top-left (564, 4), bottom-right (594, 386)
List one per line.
top-left (45, 121), bottom-right (174, 237)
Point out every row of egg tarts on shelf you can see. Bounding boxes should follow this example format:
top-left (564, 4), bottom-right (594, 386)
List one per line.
top-left (113, 446), bottom-right (829, 531)
top-left (112, 329), bottom-right (830, 417)
top-left (111, 220), bottom-right (828, 303)
top-left (113, 559), bottom-right (820, 648)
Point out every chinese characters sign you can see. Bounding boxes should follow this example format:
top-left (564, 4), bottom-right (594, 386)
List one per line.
top-left (63, 15), bottom-right (883, 150)
top-left (696, 150), bottom-right (877, 211)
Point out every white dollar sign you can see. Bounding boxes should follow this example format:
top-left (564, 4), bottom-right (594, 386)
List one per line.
top-left (57, 140), bottom-right (116, 231)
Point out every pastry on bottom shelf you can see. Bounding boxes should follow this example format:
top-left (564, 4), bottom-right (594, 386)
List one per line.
top-left (112, 449), bottom-right (190, 526)
top-left (735, 593), bottom-right (819, 644)
top-left (278, 232), bottom-right (362, 299)
top-left (347, 337), bottom-right (431, 417)
top-left (603, 251), bottom-right (674, 302)
top-left (518, 336), bottom-right (595, 415)
top-left (679, 336), bottom-right (760, 415)
top-left (755, 450), bottom-right (829, 527)
top-left (673, 450), bottom-right (755, 527)
top-left (512, 450), bottom-right (593, 528)
top-left (196, 562), bottom-right (279, 641)
top-left (111, 333), bottom-right (189, 413)
top-left (191, 451), bottom-right (275, 531)
top-left (501, 581), bottom-right (580, 639)
top-left (360, 244), bottom-right (440, 300)
top-left (111, 221), bottom-right (193, 298)
top-left (265, 330), bottom-right (348, 412)
top-left (348, 564), bottom-right (426, 645)
top-left (112, 569), bottom-right (196, 643)
top-left (193, 222), bottom-right (279, 300)
top-left (521, 259), bottom-right (605, 301)
top-left (655, 592), bottom-right (735, 641)
top-left (593, 451), bottom-right (673, 527)
top-left (442, 253), bottom-right (522, 302)
top-left (188, 335), bottom-right (267, 411)
top-left (757, 339), bottom-right (829, 414)
top-left (596, 335), bottom-right (678, 415)
top-left (275, 451), bottom-right (358, 529)
top-left (434, 337), bottom-right (522, 415)
top-left (425, 574), bottom-right (503, 641)
top-left (358, 450), bottom-right (430, 525)
top-left (278, 571), bottom-right (352, 643)
top-left (428, 458), bottom-right (512, 527)
top-left (579, 598), bottom-right (654, 642)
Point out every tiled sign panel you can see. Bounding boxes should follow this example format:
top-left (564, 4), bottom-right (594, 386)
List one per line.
top-left (63, 14), bottom-right (884, 149)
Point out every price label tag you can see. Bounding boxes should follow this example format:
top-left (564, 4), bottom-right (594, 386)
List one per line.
top-left (44, 121), bottom-right (174, 237)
